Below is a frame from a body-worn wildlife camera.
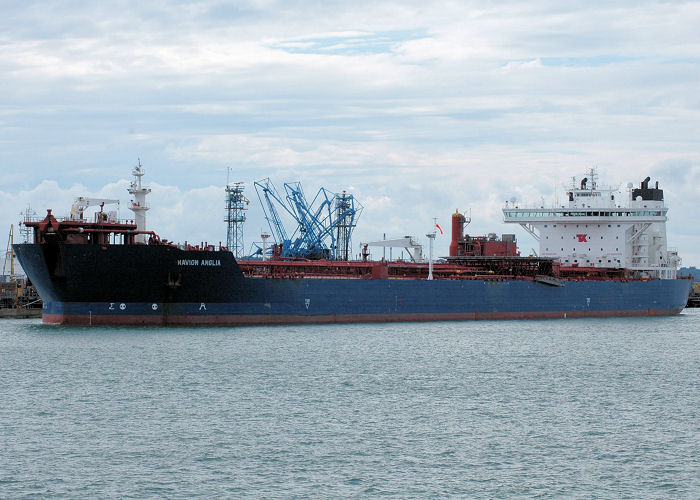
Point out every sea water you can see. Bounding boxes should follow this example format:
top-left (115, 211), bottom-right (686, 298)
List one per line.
top-left (1, 312), bottom-right (699, 498)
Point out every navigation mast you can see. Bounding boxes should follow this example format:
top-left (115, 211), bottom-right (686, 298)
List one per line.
top-left (128, 159), bottom-right (151, 243)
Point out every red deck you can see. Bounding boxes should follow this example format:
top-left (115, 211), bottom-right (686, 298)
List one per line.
top-left (236, 258), bottom-right (633, 282)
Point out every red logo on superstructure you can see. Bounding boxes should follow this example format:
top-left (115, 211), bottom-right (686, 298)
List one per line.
top-left (576, 234), bottom-right (588, 242)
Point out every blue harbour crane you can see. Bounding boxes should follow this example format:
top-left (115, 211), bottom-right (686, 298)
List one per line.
top-left (254, 178), bottom-right (292, 256)
top-left (253, 178), bottom-right (362, 260)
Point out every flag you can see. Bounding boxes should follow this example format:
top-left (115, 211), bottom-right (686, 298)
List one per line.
top-left (435, 223), bottom-right (443, 235)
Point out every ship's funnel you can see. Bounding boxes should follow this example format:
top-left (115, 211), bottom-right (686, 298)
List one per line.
top-left (449, 210), bottom-right (465, 257)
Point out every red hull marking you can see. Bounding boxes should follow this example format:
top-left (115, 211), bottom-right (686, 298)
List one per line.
top-left (43, 309), bottom-right (684, 326)
top-left (42, 314), bottom-right (164, 326)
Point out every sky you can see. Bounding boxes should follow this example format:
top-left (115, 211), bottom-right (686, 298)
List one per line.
top-left (1, 0), bottom-right (699, 267)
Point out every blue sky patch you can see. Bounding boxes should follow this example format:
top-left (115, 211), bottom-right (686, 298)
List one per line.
top-left (270, 29), bottom-right (428, 55)
top-left (540, 55), bottom-right (638, 67)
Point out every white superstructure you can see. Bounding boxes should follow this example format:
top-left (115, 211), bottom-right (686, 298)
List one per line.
top-left (127, 160), bottom-right (151, 244)
top-left (503, 169), bottom-right (680, 279)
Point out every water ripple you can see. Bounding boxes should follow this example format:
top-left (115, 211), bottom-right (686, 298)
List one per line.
top-left (1, 315), bottom-right (699, 497)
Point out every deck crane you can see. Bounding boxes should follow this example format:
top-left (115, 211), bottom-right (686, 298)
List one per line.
top-left (70, 197), bottom-right (120, 222)
top-left (3, 224), bottom-right (15, 275)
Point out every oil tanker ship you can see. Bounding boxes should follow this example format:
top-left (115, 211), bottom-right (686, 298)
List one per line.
top-left (14, 167), bottom-right (691, 325)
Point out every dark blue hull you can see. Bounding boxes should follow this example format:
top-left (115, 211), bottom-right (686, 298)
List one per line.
top-left (14, 243), bottom-right (691, 325)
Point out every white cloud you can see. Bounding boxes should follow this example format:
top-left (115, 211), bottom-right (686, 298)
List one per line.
top-left (501, 58), bottom-right (544, 71)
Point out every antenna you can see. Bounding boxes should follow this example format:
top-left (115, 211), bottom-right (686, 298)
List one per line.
top-left (19, 205), bottom-right (37, 243)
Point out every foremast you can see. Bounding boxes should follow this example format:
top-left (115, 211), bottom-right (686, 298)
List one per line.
top-left (128, 159), bottom-right (151, 244)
